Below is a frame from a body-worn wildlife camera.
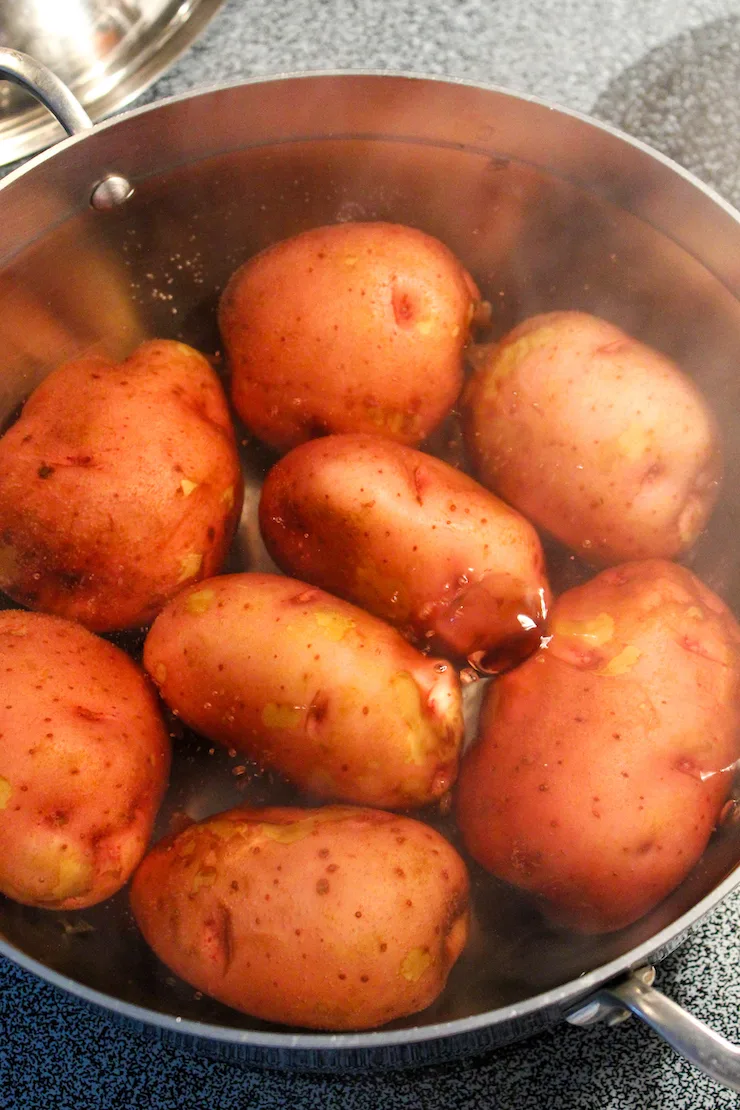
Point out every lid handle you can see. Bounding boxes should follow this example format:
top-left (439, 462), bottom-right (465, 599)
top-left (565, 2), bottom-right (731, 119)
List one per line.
top-left (0, 47), bottom-right (92, 136)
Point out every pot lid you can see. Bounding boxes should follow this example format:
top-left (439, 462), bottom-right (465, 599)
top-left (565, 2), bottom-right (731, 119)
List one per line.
top-left (0, 0), bottom-right (225, 166)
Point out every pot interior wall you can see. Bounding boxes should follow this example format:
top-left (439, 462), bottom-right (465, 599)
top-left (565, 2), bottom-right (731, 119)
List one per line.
top-left (1, 131), bottom-right (740, 1034)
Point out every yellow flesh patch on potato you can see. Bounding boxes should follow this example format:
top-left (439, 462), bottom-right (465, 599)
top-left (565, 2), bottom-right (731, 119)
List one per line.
top-left (260, 807), bottom-right (360, 844)
top-left (313, 609), bottom-right (356, 642)
top-left (177, 820), bottom-right (250, 855)
top-left (597, 645), bottom-right (643, 676)
top-left (191, 866), bottom-right (218, 893)
top-left (154, 663), bottom-right (167, 684)
top-left (678, 498), bottom-right (704, 545)
top-left (221, 485), bottom-right (235, 510)
top-left (203, 823), bottom-right (242, 843)
top-left (488, 326), bottom-right (559, 388)
top-left (262, 703), bottom-right (304, 729)
top-left (391, 671), bottom-right (441, 765)
top-left (185, 588), bottom-right (215, 615)
top-left (261, 819), bottom-right (318, 844)
top-left (553, 613), bottom-right (615, 646)
top-left (0, 777), bottom-right (11, 809)
top-left (638, 588), bottom-right (669, 613)
top-left (172, 342), bottom-right (203, 360)
top-left (42, 848), bottom-right (93, 902)
top-left (178, 553), bottom-right (203, 583)
top-left (686, 607), bottom-right (704, 620)
top-left (416, 319), bottom-right (433, 336)
top-left (365, 406), bottom-right (410, 436)
top-left (615, 421), bottom-right (653, 461)
top-left (400, 946), bottom-right (433, 982)
top-left (180, 479), bottom-right (198, 497)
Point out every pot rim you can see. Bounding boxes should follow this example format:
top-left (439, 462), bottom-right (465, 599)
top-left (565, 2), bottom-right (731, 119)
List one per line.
top-left (2, 67), bottom-right (740, 1051)
top-left (3, 862), bottom-right (739, 1049)
top-left (2, 67), bottom-right (740, 229)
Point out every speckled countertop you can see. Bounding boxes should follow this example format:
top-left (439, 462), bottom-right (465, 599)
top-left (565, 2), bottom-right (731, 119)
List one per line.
top-left (3, 1), bottom-right (740, 1106)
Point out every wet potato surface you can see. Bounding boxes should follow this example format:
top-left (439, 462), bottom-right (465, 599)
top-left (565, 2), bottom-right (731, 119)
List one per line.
top-left (0, 175), bottom-right (736, 1038)
top-left (220, 221), bottom-right (483, 451)
top-left (143, 572), bottom-right (463, 810)
top-left (0, 340), bottom-right (243, 632)
top-left (259, 434), bottom-right (550, 670)
top-left (463, 311), bottom-right (722, 565)
top-left (130, 805), bottom-right (470, 1030)
top-left (457, 560), bottom-right (740, 933)
top-left (0, 611), bottom-right (170, 910)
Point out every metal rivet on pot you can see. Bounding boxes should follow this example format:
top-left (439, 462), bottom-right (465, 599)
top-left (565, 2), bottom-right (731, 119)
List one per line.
top-left (566, 1000), bottom-right (602, 1026)
top-left (634, 965), bottom-right (656, 987)
top-left (90, 174), bottom-right (134, 211)
top-left (604, 1008), bottom-right (632, 1027)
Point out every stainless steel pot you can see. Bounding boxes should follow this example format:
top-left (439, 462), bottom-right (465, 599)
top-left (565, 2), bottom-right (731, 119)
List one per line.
top-left (0, 0), bottom-right (226, 164)
top-left (2, 47), bottom-right (740, 1090)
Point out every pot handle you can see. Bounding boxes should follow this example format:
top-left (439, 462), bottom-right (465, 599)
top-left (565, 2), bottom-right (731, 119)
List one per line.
top-left (0, 48), bottom-right (133, 209)
top-left (0, 47), bottom-right (92, 135)
top-left (567, 966), bottom-right (740, 1092)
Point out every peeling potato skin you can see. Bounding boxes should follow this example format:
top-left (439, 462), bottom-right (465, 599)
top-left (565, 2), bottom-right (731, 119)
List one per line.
top-left (0, 610), bottom-right (170, 910)
top-left (130, 805), bottom-right (470, 1030)
top-left (463, 311), bottom-right (722, 564)
top-left (0, 340), bottom-right (244, 632)
top-left (260, 433), bottom-right (550, 667)
top-left (219, 222), bottom-right (481, 452)
top-left (456, 560), bottom-right (740, 933)
top-left (143, 572), bottom-right (463, 809)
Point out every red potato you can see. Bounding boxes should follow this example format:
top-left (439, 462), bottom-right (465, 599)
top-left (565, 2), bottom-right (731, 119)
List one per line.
top-left (456, 560), bottom-right (740, 933)
top-left (0, 340), bottom-right (243, 632)
top-left (219, 222), bottom-right (483, 452)
top-left (260, 434), bottom-right (550, 670)
top-left (130, 805), bottom-right (470, 1030)
top-left (143, 573), bottom-right (463, 809)
top-left (0, 610), bottom-right (170, 910)
top-left (463, 311), bottom-right (722, 564)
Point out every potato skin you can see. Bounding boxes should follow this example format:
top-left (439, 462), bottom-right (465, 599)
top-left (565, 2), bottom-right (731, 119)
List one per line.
top-left (260, 434), bottom-right (550, 669)
top-left (143, 573), bottom-right (463, 808)
top-left (0, 340), bottom-right (243, 632)
top-left (463, 311), bottom-right (722, 563)
top-left (220, 222), bottom-right (481, 451)
top-left (130, 805), bottom-right (469, 1029)
top-left (0, 610), bottom-right (170, 910)
top-left (456, 560), bottom-right (740, 933)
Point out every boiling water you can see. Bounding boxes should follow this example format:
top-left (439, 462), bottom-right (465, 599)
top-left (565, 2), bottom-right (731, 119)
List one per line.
top-left (2, 138), bottom-right (740, 1034)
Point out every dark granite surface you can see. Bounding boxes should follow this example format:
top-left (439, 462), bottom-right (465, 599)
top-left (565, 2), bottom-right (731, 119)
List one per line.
top-left (3, 1), bottom-right (740, 1105)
